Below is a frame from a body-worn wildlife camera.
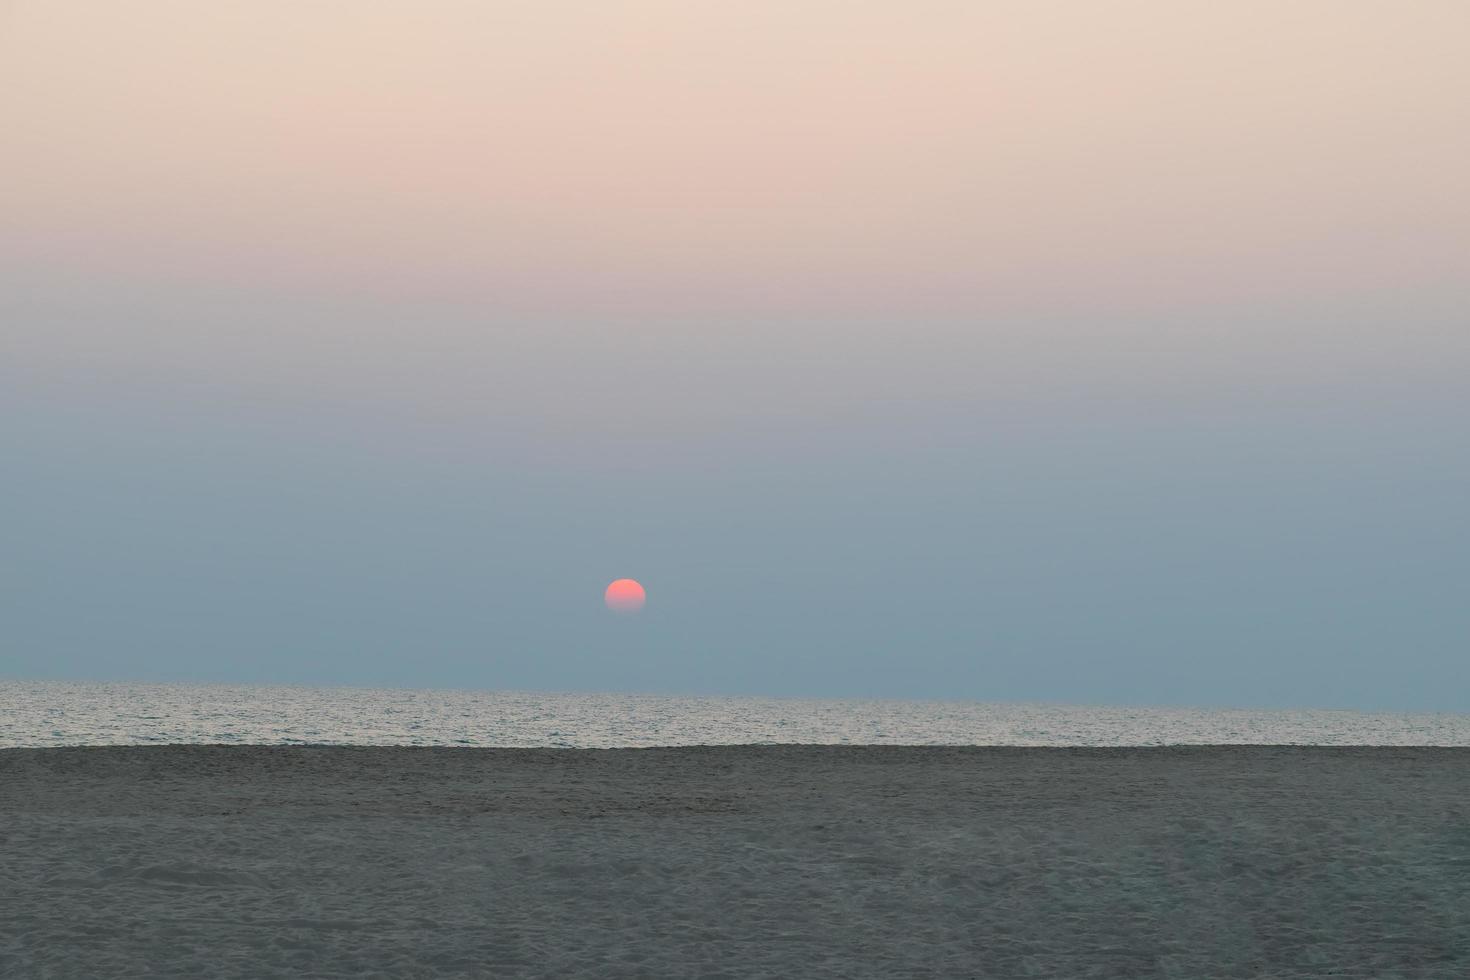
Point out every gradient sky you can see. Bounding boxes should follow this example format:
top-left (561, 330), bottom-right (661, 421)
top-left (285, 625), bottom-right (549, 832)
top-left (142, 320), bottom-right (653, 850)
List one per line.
top-left (3, 1), bottom-right (1467, 708)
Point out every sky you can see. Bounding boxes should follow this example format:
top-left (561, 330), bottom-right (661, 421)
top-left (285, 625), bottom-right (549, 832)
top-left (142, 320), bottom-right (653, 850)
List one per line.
top-left (2, 1), bottom-right (1467, 709)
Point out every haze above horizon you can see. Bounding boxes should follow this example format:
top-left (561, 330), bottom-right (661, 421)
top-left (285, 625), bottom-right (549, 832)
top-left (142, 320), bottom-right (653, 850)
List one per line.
top-left (2, 1), bottom-right (1466, 710)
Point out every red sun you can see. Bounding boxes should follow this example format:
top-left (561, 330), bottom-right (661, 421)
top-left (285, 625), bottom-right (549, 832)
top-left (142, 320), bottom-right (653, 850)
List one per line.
top-left (604, 578), bottom-right (646, 613)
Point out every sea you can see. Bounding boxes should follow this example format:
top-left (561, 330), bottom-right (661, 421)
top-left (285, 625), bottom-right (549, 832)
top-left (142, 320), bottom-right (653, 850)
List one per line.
top-left (3, 680), bottom-right (1470, 748)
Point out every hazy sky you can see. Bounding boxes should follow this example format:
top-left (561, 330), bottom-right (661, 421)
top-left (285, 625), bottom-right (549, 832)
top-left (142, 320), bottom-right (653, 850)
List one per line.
top-left (3, 1), bottom-right (1467, 708)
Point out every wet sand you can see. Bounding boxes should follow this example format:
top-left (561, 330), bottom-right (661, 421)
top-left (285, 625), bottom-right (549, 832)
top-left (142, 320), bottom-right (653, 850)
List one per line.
top-left (3, 745), bottom-right (1469, 978)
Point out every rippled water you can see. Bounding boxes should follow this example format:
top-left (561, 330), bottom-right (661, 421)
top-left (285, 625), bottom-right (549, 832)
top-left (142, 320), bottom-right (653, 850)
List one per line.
top-left (4, 681), bottom-right (1469, 747)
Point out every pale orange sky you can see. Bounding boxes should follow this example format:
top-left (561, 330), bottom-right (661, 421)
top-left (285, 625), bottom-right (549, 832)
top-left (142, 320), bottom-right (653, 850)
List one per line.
top-left (3, 3), bottom-right (1469, 706)
top-left (4, 0), bottom-right (1467, 316)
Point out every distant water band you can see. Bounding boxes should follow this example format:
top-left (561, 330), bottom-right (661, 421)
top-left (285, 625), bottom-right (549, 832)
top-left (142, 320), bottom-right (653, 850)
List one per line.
top-left (4, 682), bottom-right (1469, 748)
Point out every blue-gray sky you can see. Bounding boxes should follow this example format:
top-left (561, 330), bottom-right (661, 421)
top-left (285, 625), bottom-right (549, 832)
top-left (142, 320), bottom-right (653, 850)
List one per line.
top-left (3, 1), bottom-right (1467, 708)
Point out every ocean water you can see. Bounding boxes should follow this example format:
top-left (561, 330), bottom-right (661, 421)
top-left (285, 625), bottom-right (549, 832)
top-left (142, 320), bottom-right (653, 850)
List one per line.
top-left (3, 680), bottom-right (1470, 747)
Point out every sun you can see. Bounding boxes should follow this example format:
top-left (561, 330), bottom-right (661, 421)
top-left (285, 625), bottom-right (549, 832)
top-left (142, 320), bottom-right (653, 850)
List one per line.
top-left (604, 578), bottom-right (646, 613)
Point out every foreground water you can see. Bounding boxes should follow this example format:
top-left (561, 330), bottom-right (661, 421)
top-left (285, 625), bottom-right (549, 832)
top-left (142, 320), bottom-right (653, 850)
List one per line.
top-left (4, 680), bottom-right (1469, 747)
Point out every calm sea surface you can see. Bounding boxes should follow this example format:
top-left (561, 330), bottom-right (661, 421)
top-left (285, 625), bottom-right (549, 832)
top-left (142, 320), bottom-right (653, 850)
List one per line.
top-left (4, 681), bottom-right (1469, 747)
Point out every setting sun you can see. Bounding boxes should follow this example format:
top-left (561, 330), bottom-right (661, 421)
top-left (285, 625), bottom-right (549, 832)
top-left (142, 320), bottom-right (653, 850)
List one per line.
top-left (604, 578), bottom-right (646, 613)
